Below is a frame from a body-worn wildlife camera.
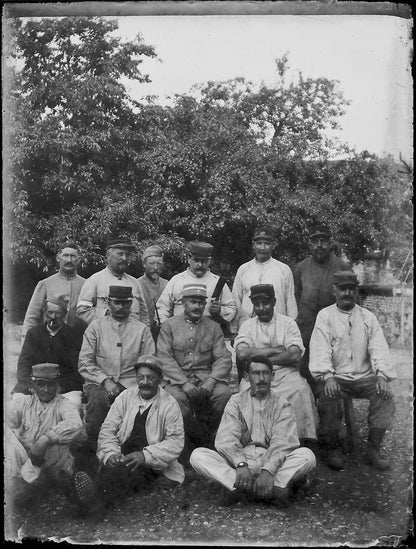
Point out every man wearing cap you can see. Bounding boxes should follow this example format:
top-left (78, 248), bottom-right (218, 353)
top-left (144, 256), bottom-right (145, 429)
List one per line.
top-left (293, 224), bottom-right (351, 385)
top-left (309, 271), bottom-right (397, 471)
top-left (76, 356), bottom-right (184, 509)
top-left (5, 363), bottom-right (83, 513)
top-left (157, 283), bottom-right (232, 451)
top-left (231, 226), bottom-right (297, 334)
top-left (190, 356), bottom-right (316, 507)
top-left (76, 237), bottom-right (150, 327)
top-left (13, 296), bottom-right (84, 403)
top-left (137, 245), bottom-right (168, 340)
top-left (22, 242), bottom-right (85, 338)
top-left (156, 241), bottom-right (236, 327)
top-left (235, 284), bottom-right (317, 442)
top-left (78, 285), bottom-right (155, 450)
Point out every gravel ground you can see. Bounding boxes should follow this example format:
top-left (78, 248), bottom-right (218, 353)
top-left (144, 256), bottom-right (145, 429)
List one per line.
top-left (3, 325), bottom-right (413, 546)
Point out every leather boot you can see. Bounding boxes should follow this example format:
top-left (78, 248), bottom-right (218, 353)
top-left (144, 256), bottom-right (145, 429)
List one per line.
top-left (321, 430), bottom-right (345, 470)
top-left (364, 428), bottom-right (391, 471)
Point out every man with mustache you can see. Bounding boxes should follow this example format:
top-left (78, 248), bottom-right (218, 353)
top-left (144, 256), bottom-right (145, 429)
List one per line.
top-left (190, 357), bottom-right (316, 506)
top-left (77, 286), bottom-right (155, 458)
top-left (22, 242), bottom-right (85, 338)
top-left (309, 271), bottom-right (397, 471)
top-left (137, 245), bottom-right (168, 341)
top-left (157, 283), bottom-right (232, 453)
top-left (13, 296), bottom-right (84, 408)
top-left (72, 355), bottom-right (184, 511)
top-left (156, 241), bottom-right (236, 327)
top-left (234, 284), bottom-right (317, 443)
top-left (293, 224), bottom-right (351, 388)
top-left (76, 237), bottom-right (150, 327)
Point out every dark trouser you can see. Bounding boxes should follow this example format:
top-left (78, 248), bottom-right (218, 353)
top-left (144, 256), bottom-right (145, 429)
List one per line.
top-left (315, 377), bottom-right (395, 448)
top-left (97, 464), bottom-right (160, 503)
top-left (84, 384), bottom-right (126, 449)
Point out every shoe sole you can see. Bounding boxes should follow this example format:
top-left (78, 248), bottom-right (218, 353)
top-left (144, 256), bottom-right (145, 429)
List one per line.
top-left (74, 471), bottom-right (96, 504)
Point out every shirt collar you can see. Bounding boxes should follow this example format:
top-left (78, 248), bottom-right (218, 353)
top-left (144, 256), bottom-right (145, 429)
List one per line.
top-left (58, 271), bottom-right (77, 281)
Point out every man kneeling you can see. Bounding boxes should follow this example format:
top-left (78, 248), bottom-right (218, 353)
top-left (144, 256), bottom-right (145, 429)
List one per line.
top-left (190, 357), bottom-right (316, 506)
top-left (75, 356), bottom-right (185, 509)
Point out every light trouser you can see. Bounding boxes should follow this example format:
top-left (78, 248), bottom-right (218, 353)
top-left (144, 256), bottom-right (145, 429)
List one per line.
top-left (190, 446), bottom-right (316, 491)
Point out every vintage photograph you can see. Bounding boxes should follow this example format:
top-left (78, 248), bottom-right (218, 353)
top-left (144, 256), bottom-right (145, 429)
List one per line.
top-left (3, 1), bottom-right (413, 545)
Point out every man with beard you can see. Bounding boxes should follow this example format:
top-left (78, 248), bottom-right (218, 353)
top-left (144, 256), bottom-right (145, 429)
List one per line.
top-left (157, 283), bottom-right (232, 453)
top-left (76, 237), bottom-right (149, 327)
top-left (190, 357), bottom-right (316, 506)
top-left (156, 241), bottom-right (236, 328)
top-left (309, 271), bottom-right (397, 471)
top-left (293, 224), bottom-right (351, 386)
top-left (22, 242), bottom-right (85, 338)
top-left (137, 245), bottom-right (168, 341)
top-left (13, 296), bottom-right (84, 409)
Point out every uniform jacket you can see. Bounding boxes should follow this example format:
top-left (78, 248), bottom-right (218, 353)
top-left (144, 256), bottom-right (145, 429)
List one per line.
top-left (97, 386), bottom-right (185, 483)
top-left (215, 388), bottom-right (300, 475)
top-left (157, 315), bottom-right (232, 385)
top-left (76, 267), bottom-right (150, 326)
top-left (137, 274), bottom-right (168, 324)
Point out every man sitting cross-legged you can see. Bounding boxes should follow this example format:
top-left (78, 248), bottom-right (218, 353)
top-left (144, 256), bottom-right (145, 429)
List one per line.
top-left (73, 356), bottom-right (185, 511)
top-left (190, 357), bottom-right (316, 506)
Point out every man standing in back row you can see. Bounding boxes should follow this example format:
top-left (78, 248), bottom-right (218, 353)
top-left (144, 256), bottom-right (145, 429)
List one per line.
top-left (231, 226), bottom-right (297, 334)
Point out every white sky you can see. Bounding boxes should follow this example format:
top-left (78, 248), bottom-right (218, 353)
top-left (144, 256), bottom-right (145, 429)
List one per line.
top-left (114, 15), bottom-right (413, 161)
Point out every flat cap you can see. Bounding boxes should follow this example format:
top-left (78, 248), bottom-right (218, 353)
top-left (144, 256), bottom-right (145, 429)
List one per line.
top-left (108, 286), bottom-right (133, 300)
top-left (134, 355), bottom-right (163, 377)
top-left (142, 245), bottom-right (164, 261)
top-left (252, 226), bottom-right (276, 241)
top-left (106, 237), bottom-right (135, 251)
top-left (31, 363), bottom-right (60, 381)
top-left (333, 270), bottom-right (359, 287)
top-left (45, 295), bottom-right (68, 311)
top-left (182, 283), bottom-right (208, 299)
top-left (309, 223), bottom-right (331, 239)
top-left (188, 241), bottom-right (213, 258)
top-left (250, 284), bottom-right (275, 300)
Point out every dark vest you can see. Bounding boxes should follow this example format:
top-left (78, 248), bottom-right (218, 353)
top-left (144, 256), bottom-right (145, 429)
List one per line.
top-left (121, 405), bottom-right (152, 455)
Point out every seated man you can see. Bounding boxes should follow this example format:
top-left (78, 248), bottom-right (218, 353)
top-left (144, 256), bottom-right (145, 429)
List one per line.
top-left (235, 284), bottom-right (317, 442)
top-left (157, 283), bottom-right (232, 451)
top-left (309, 270), bottom-right (397, 471)
top-left (76, 356), bottom-right (184, 509)
top-left (13, 296), bottom-right (84, 410)
top-left (5, 363), bottom-right (83, 515)
top-left (78, 286), bottom-right (155, 451)
top-left (190, 357), bottom-right (316, 506)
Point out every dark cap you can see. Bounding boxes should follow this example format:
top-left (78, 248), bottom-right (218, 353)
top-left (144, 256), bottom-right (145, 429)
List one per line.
top-left (45, 295), bottom-right (68, 312)
top-left (252, 226), bottom-right (276, 242)
top-left (142, 245), bottom-right (164, 261)
top-left (182, 283), bottom-right (208, 299)
top-left (134, 355), bottom-right (163, 377)
top-left (309, 224), bottom-right (331, 239)
top-left (333, 270), bottom-right (359, 287)
top-left (108, 286), bottom-right (133, 300)
top-left (106, 238), bottom-right (135, 251)
top-left (31, 363), bottom-right (60, 381)
top-left (188, 241), bottom-right (213, 258)
top-left (249, 284), bottom-right (275, 300)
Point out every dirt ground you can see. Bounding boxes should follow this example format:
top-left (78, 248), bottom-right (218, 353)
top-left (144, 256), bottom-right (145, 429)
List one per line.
top-left (3, 324), bottom-right (413, 546)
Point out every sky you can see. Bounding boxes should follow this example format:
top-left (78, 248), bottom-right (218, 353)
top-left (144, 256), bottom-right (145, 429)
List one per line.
top-left (113, 14), bottom-right (413, 161)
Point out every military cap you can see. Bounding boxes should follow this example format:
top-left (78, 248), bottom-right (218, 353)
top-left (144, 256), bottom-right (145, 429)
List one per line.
top-left (45, 295), bottom-right (68, 311)
top-left (333, 270), bottom-right (359, 287)
top-left (249, 284), bottom-right (275, 300)
top-left (309, 223), bottom-right (331, 239)
top-left (252, 226), bottom-right (276, 242)
top-left (31, 363), bottom-right (60, 381)
top-left (142, 245), bottom-right (164, 261)
top-left (108, 286), bottom-right (133, 300)
top-left (106, 237), bottom-right (135, 251)
top-left (188, 241), bottom-right (213, 258)
top-left (182, 283), bottom-right (208, 299)
top-left (134, 355), bottom-right (163, 377)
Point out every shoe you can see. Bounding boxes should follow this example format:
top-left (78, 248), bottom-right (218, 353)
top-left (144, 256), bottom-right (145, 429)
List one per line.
top-left (326, 448), bottom-right (345, 470)
top-left (288, 475), bottom-right (311, 496)
top-left (74, 471), bottom-right (97, 505)
top-left (364, 446), bottom-right (391, 471)
top-left (270, 486), bottom-right (290, 508)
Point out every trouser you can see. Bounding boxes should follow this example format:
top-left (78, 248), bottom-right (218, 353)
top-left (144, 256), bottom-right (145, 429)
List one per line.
top-left (190, 446), bottom-right (316, 491)
top-left (164, 379), bottom-right (231, 447)
top-left (84, 384), bottom-right (126, 448)
top-left (315, 377), bottom-right (395, 447)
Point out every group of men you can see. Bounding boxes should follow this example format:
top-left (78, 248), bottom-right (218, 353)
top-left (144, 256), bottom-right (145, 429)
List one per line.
top-left (6, 223), bottom-right (396, 518)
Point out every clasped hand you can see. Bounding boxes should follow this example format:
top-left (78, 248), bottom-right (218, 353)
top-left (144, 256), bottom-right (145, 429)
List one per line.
top-left (107, 451), bottom-right (145, 472)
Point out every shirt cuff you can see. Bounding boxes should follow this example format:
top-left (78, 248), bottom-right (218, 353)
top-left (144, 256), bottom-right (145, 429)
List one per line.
top-left (323, 372), bottom-right (335, 382)
top-left (142, 448), bottom-right (152, 466)
top-left (45, 430), bottom-right (59, 444)
top-left (376, 370), bottom-right (388, 380)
